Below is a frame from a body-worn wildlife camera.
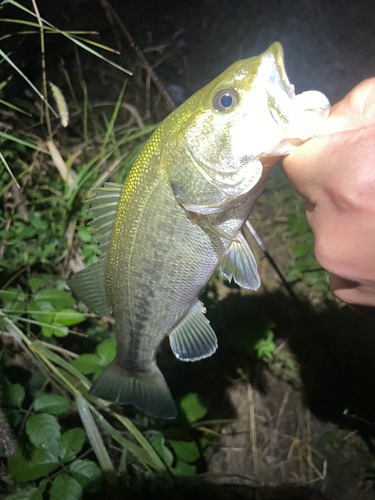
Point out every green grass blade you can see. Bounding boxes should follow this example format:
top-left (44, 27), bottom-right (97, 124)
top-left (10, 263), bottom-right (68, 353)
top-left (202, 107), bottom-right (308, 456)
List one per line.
top-left (30, 341), bottom-right (91, 388)
top-left (0, 150), bottom-right (19, 187)
top-left (0, 131), bottom-right (49, 154)
top-left (5, 0), bottom-right (132, 75)
top-left (0, 48), bottom-right (57, 116)
top-left (0, 310), bottom-right (24, 344)
top-left (100, 82), bottom-right (127, 155)
top-left (0, 48), bottom-right (43, 102)
top-left (89, 407), bottom-right (160, 471)
top-left (75, 392), bottom-right (117, 485)
top-left (112, 412), bottom-right (171, 473)
top-left (0, 98), bottom-right (32, 116)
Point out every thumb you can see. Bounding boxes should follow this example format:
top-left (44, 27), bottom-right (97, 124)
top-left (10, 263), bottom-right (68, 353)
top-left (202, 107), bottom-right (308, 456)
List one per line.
top-left (311, 77), bottom-right (375, 136)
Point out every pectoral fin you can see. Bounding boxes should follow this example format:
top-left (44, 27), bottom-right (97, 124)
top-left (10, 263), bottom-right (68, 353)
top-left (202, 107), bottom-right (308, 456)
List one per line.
top-left (169, 301), bottom-right (217, 362)
top-left (204, 220), bottom-right (238, 242)
top-left (67, 258), bottom-right (110, 316)
top-left (220, 233), bottom-right (261, 290)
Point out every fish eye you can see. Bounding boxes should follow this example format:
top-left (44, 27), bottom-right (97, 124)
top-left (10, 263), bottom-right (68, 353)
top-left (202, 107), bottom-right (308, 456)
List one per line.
top-left (213, 89), bottom-right (239, 112)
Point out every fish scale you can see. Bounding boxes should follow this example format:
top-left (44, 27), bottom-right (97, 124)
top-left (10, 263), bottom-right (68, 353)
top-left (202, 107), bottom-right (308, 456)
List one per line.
top-left (68, 42), bottom-right (330, 418)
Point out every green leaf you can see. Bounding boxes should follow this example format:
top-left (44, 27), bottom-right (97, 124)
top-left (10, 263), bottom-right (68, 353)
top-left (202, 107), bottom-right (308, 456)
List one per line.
top-left (27, 300), bottom-right (54, 322)
top-left (28, 213), bottom-right (48, 231)
top-left (7, 480), bottom-right (47, 500)
top-left (253, 330), bottom-right (275, 361)
top-left (71, 354), bottom-right (101, 374)
top-left (53, 309), bottom-right (85, 326)
top-left (41, 324), bottom-right (69, 337)
top-left (149, 435), bottom-right (173, 466)
top-left (50, 474), bottom-right (82, 500)
top-left (28, 275), bottom-right (54, 293)
top-left (59, 428), bottom-right (86, 462)
top-left (0, 288), bottom-right (25, 304)
top-left (179, 393), bottom-right (208, 423)
top-left (26, 413), bottom-right (61, 447)
top-left (2, 300), bottom-right (26, 320)
top-left (70, 459), bottom-right (103, 493)
top-left (295, 242), bottom-right (314, 257)
top-left (96, 338), bottom-right (116, 365)
top-left (168, 440), bottom-right (199, 463)
top-left (78, 227), bottom-right (93, 243)
top-left (8, 447), bottom-right (59, 482)
top-left (8, 383), bottom-right (25, 407)
top-left (288, 212), bottom-right (310, 236)
top-left (34, 289), bottom-right (75, 308)
top-left (34, 394), bottom-right (71, 414)
top-left (173, 459), bottom-right (197, 476)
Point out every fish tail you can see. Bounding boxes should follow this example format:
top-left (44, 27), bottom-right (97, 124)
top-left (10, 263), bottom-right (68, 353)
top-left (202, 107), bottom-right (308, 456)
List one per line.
top-left (89, 361), bottom-right (177, 419)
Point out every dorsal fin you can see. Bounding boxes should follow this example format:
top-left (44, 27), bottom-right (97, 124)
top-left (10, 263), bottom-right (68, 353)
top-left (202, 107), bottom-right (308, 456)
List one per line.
top-left (220, 233), bottom-right (261, 290)
top-left (88, 182), bottom-right (122, 253)
top-left (169, 301), bottom-right (217, 362)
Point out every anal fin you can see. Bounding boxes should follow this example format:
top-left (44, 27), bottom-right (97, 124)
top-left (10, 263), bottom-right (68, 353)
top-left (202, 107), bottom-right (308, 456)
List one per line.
top-left (220, 233), bottom-right (261, 290)
top-left (169, 301), bottom-right (217, 362)
top-left (67, 258), bottom-right (110, 316)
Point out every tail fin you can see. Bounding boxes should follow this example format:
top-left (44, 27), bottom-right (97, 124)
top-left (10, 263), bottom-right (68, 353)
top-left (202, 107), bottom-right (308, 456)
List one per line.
top-left (89, 361), bottom-right (177, 419)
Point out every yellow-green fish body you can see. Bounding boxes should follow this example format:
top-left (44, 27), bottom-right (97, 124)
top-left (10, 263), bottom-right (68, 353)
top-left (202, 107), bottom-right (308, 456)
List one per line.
top-left (68, 43), bottom-right (329, 418)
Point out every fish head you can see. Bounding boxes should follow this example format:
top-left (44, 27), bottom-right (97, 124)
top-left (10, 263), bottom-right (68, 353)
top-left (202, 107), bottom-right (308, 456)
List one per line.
top-left (165, 42), bottom-right (330, 214)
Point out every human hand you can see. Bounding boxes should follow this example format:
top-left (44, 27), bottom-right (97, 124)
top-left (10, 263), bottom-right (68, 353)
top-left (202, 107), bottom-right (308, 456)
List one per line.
top-left (282, 78), bottom-right (375, 307)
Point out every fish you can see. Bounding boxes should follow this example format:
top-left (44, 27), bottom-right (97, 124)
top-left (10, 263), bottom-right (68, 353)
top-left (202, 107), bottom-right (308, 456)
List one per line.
top-left (68, 42), bottom-right (330, 419)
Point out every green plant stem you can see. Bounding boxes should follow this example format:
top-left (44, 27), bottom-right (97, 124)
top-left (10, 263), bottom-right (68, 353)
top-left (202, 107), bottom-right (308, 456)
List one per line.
top-left (31, 0), bottom-right (52, 138)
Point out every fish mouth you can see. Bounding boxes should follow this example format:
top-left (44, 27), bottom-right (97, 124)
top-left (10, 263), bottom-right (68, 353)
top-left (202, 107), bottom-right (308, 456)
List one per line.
top-left (260, 42), bottom-right (298, 127)
top-left (266, 42), bottom-right (295, 99)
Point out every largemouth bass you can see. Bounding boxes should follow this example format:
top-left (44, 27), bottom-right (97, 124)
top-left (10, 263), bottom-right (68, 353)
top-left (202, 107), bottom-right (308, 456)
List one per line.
top-left (68, 43), bottom-right (329, 419)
